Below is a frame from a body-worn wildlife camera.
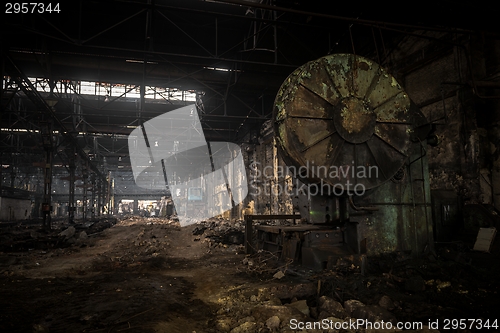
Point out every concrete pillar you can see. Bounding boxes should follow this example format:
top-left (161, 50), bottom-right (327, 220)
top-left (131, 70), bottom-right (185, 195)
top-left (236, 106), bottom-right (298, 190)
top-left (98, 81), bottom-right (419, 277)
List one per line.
top-left (133, 199), bottom-right (139, 215)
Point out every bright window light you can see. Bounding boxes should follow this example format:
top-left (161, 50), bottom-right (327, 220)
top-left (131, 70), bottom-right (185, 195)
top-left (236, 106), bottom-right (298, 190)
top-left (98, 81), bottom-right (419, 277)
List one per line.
top-left (4, 76), bottom-right (198, 102)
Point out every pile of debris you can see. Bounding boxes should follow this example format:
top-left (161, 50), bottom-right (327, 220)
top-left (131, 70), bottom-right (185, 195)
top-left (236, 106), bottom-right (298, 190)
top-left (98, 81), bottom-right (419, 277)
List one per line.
top-left (0, 217), bottom-right (118, 252)
top-left (191, 218), bottom-right (246, 250)
top-left (212, 243), bottom-right (499, 332)
top-left (208, 279), bottom-right (435, 333)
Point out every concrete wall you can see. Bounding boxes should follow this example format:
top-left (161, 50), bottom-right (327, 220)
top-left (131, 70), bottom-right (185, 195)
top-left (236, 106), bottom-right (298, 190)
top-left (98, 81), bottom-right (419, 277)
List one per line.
top-left (387, 32), bottom-right (498, 208)
top-left (0, 197), bottom-right (32, 221)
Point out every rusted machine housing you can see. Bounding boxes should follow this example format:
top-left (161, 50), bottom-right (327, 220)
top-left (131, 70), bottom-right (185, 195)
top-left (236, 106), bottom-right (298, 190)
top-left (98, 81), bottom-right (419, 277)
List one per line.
top-left (255, 53), bottom-right (433, 270)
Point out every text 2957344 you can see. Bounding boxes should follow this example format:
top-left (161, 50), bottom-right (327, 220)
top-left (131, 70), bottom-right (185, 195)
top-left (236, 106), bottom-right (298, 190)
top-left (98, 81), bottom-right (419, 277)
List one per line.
top-left (5, 3), bottom-right (60, 14)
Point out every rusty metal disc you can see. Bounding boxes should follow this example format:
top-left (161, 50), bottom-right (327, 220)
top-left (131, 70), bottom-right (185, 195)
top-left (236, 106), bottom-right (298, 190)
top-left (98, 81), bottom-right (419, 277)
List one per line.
top-left (274, 53), bottom-right (413, 192)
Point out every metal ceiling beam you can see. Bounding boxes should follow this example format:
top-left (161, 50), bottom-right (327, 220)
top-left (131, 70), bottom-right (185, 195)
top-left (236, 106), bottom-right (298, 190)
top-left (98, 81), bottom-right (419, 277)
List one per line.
top-left (3, 52), bottom-right (108, 185)
top-left (210, 0), bottom-right (476, 34)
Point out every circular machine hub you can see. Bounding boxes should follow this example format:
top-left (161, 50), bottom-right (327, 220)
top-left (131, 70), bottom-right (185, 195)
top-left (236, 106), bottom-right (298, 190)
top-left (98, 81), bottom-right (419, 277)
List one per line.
top-left (334, 97), bottom-right (376, 144)
top-left (274, 53), bottom-right (413, 192)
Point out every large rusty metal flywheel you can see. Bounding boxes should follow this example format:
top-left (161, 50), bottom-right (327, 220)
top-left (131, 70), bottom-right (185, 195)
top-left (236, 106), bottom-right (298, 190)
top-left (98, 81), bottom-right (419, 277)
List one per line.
top-left (274, 53), bottom-right (413, 192)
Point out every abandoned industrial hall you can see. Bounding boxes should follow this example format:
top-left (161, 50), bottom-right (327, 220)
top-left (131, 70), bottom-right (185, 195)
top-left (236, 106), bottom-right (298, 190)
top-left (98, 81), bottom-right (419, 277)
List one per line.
top-left (1, 1), bottom-right (499, 332)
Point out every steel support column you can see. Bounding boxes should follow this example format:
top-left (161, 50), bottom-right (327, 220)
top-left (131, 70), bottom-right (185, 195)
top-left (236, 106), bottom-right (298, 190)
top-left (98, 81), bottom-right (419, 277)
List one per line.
top-left (97, 177), bottom-right (102, 217)
top-left (106, 171), bottom-right (112, 215)
top-left (10, 167), bottom-right (15, 188)
top-left (41, 122), bottom-right (53, 229)
top-left (91, 173), bottom-right (96, 218)
top-left (68, 147), bottom-right (76, 223)
top-left (82, 163), bottom-right (88, 221)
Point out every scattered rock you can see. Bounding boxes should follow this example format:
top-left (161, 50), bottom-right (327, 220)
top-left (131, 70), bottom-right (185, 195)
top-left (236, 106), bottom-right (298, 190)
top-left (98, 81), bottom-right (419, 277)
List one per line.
top-left (270, 282), bottom-right (316, 299)
top-left (237, 316), bottom-right (255, 325)
top-left (378, 295), bottom-right (395, 311)
top-left (436, 281), bottom-right (451, 290)
top-left (230, 321), bottom-right (257, 333)
top-left (309, 306), bottom-right (318, 319)
top-left (192, 226), bottom-right (206, 235)
top-left (265, 315), bottom-right (280, 330)
top-left (273, 271), bottom-right (285, 279)
top-left (215, 318), bottom-right (232, 332)
top-left (286, 299), bottom-right (310, 316)
top-left (251, 305), bottom-right (307, 323)
top-left (265, 296), bottom-right (282, 306)
top-left (30, 230), bottom-right (40, 239)
top-left (242, 257), bottom-right (254, 266)
top-left (346, 301), bottom-right (397, 324)
top-left (344, 299), bottom-right (365, 317)
top-left (318, 296), bottom-right (346, 319)
top-left (59, 226), bottom-right (76, 240)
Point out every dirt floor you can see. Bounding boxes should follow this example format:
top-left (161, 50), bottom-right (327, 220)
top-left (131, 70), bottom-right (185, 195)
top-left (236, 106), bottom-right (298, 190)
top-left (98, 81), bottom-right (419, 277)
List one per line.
top-left (0, 216), bottom-right (499, 333)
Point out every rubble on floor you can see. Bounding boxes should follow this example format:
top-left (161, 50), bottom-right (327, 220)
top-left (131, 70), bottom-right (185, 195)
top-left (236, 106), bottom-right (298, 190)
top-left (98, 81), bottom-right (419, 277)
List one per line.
top-left (0, 216), bottom-right (118, 252)
top-left (0, 216), bottom-right (498, 332)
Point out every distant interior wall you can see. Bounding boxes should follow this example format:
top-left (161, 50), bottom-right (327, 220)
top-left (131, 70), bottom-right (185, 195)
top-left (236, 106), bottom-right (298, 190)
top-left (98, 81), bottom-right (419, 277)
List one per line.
top-left (0, 197), bottom-right (32, 221)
